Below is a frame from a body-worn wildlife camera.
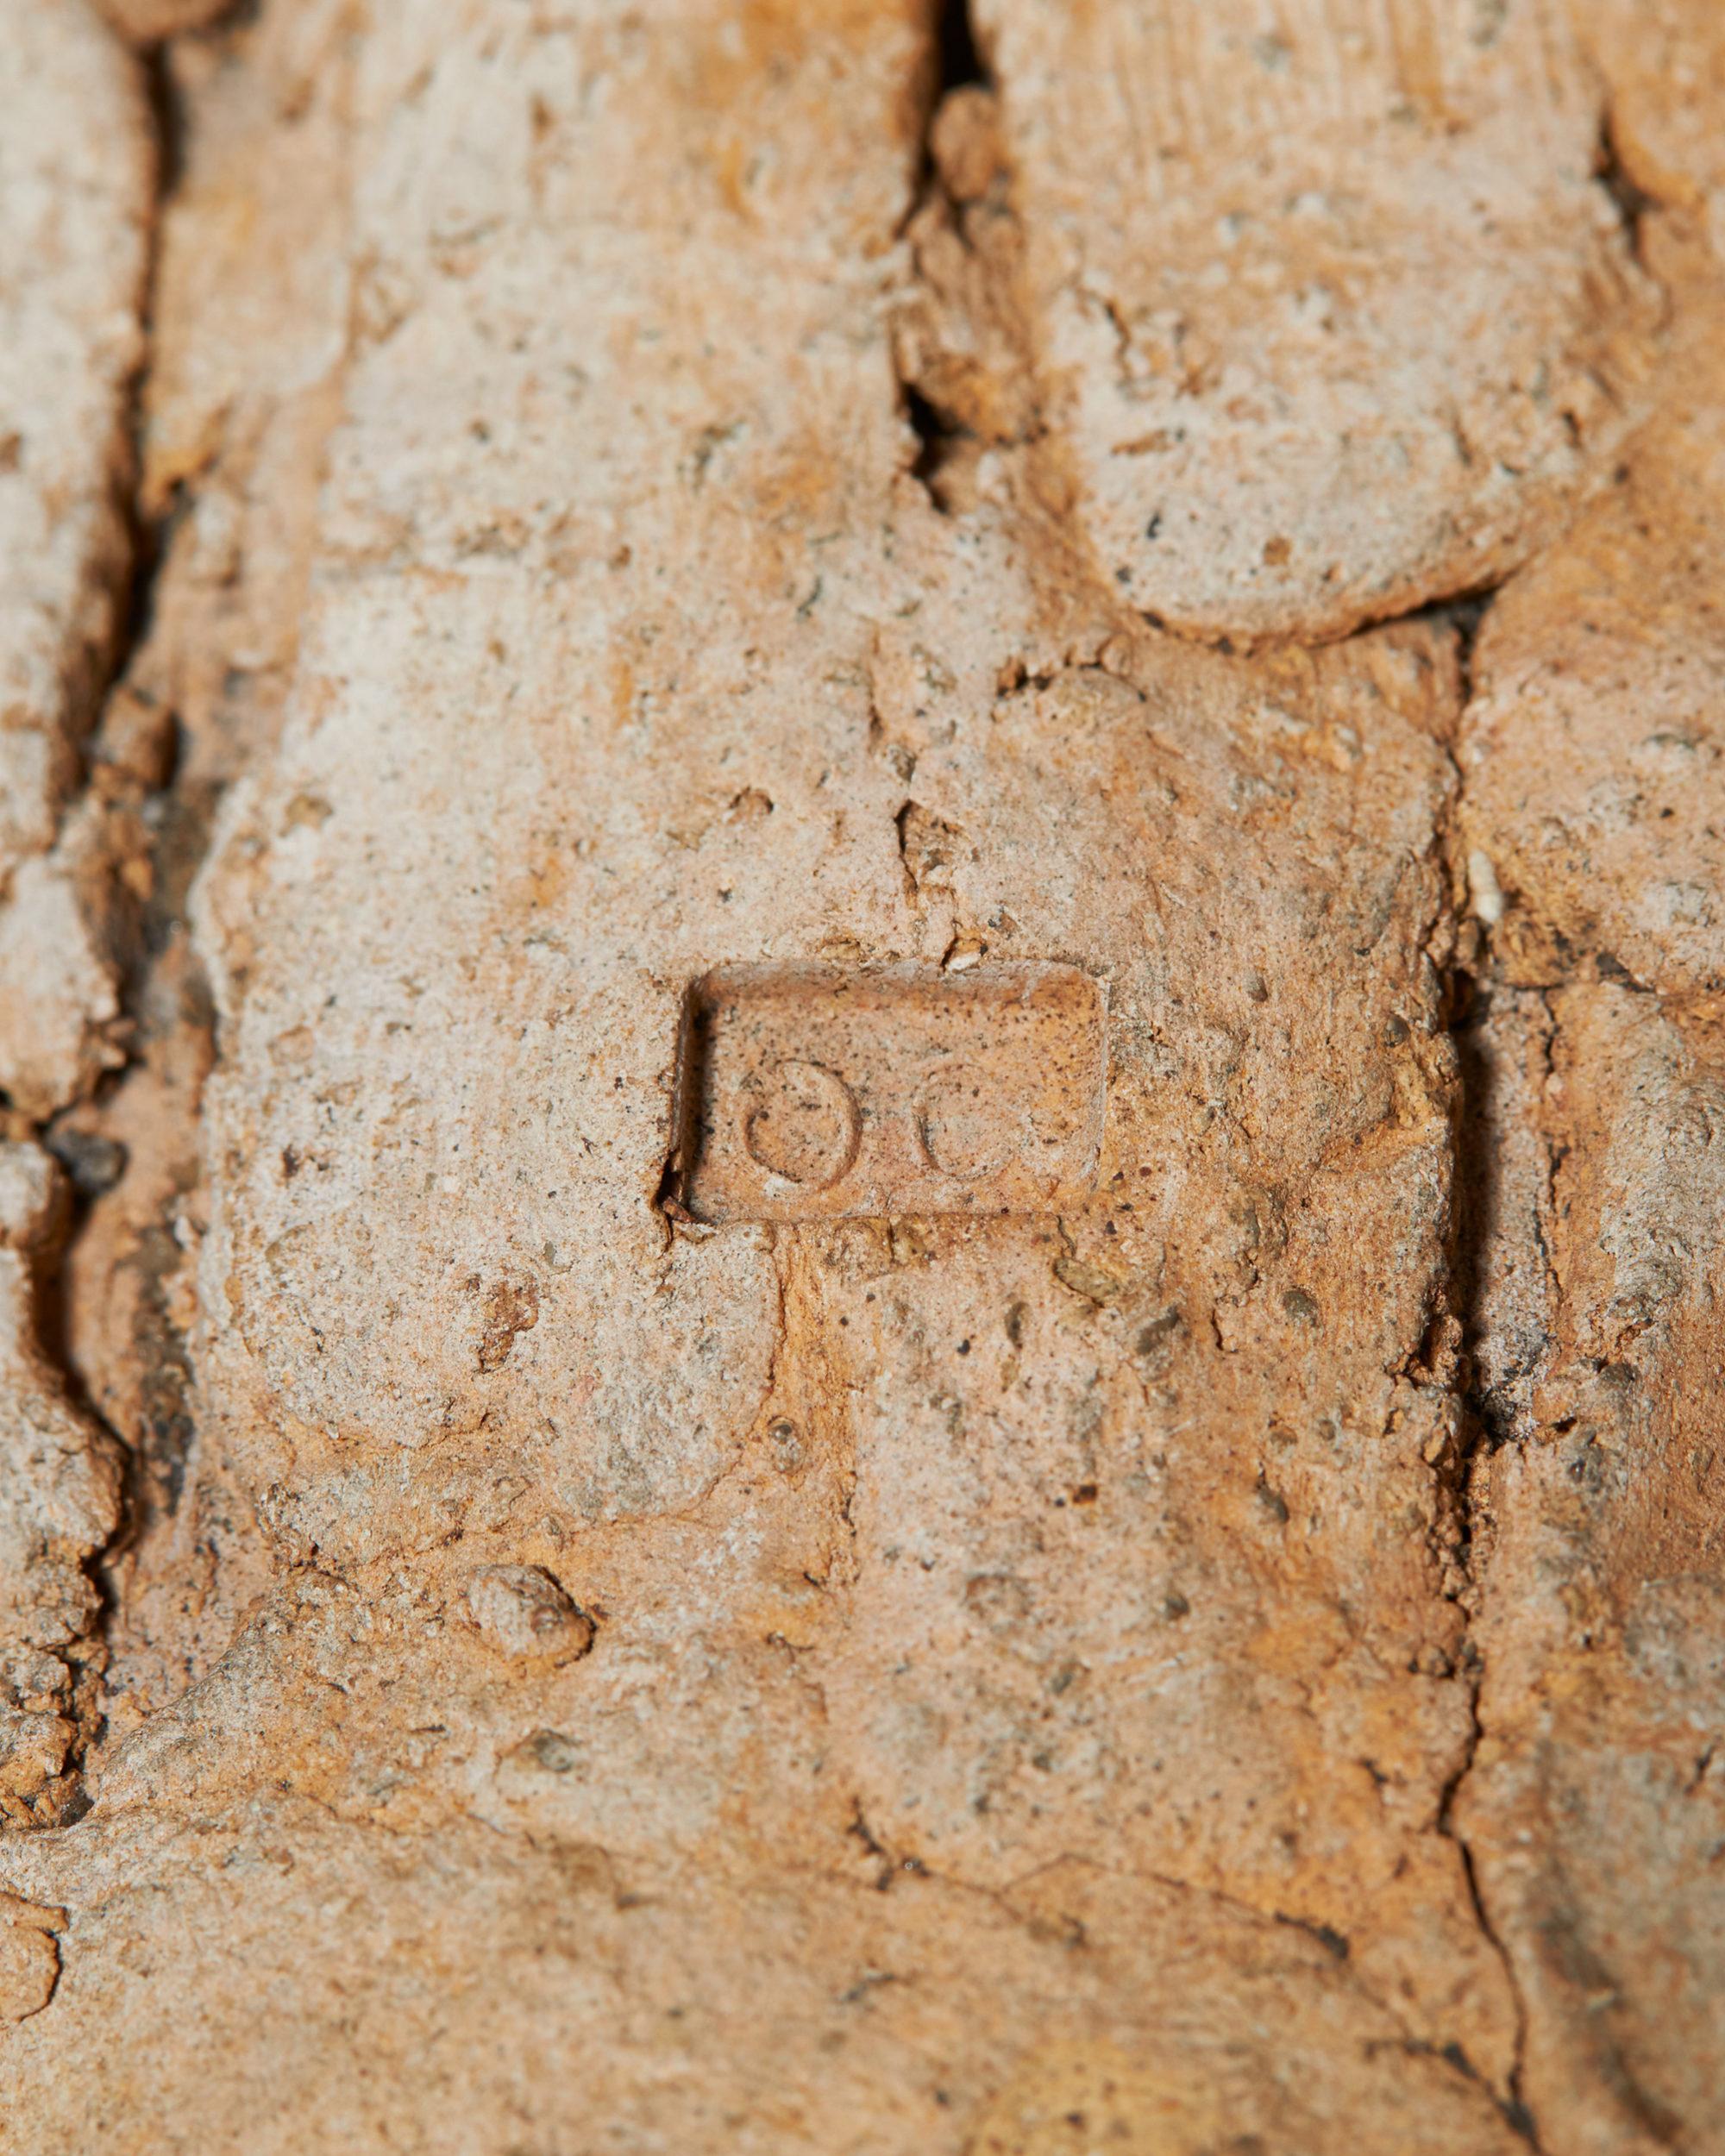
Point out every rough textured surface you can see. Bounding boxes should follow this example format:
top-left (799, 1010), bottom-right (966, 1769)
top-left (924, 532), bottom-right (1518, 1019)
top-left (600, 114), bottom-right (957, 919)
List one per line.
top-left (1460, 231), bottom-right (1725, 1013)
top-left (1, 1), bottom-right (1722, 2149)
top-left (0, 1144), bottom-right (122, 1824)
top-left (970, 0), bottom-right (1663, 642)
top-left (1459, 983), bottom-right (1725, 2153)
top-left (0, 0), bottom-right (151, 1116)
top-left (0, 1890), bottom-right (62, 2025)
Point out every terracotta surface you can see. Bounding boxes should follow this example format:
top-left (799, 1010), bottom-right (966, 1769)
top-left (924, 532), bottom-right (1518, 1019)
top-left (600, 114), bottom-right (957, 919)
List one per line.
top-left (0, 2), bottom-right (1721, 2151)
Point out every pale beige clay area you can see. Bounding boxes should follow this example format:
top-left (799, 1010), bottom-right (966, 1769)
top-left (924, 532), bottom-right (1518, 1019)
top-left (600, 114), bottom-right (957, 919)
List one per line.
top-left (0, 2), bottom-right (1722, 2152)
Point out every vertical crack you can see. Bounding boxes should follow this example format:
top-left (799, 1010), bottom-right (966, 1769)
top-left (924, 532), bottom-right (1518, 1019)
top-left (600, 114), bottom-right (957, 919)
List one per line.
top-left (1433, 588), bottom-right (1547, 2152)
top-left (900, 381), bottom-right (960, 499)
top-left (932, 0), bottom-right (986, 103)
top-left (5, 39), bottom-right (188, 1827)
top-left (76, 47), bottom-right (188, 1547)
top-left (35, 4), bottom-right (365, 1789)
top-left (893, 0), bottom-right (1001, 508)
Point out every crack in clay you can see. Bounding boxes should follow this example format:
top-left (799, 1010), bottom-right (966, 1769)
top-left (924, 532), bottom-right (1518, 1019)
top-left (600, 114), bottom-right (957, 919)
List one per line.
top-left (1431, 586), bottom-right (1548, 2153)
top-left (833, 1836), bottom-right (1546, 2125)
top-left (0, 55), bottom-right (185, 1832)
top-left (894, 0), bottom-right (986, 505)
top-left (891, 0), bottom-right (1009, 512)
top-left (9, 49), bottom-right (238, 1823)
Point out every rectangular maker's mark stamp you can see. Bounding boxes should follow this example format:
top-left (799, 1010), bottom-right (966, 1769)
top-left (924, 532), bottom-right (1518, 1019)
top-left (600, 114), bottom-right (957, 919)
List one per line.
top-left (668, 962), bottom-right (1106, 1224)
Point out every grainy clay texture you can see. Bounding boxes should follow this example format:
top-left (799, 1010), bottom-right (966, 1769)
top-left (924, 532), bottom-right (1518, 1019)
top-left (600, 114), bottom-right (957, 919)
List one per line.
top-left (0, 1), bottom-right (1722, 2152)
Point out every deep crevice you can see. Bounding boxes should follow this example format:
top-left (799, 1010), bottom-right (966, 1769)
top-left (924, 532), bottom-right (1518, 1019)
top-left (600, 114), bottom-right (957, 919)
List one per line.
top-left (894, 0), bottom-right (992, 507)
top-left (1445, 592), bottom-right (1491, 706)
top-left (900, 380), bottom-right (969, 502)
top-left (16, 41), bottom-right (194, 1826)
top-left (1430, 575), bottom-right (1549, 2152)
top-left (116, 52), bottom-right (187, 661)
top-left (1452, 994), bottom-right (1510, 1455)
top-left (932, 0), bottom-right (988, 97)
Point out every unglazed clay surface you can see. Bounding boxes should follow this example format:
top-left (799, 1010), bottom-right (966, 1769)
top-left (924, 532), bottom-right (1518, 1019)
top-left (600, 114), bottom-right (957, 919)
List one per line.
top-left (1, 3), bottom-right (1722, 2152)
